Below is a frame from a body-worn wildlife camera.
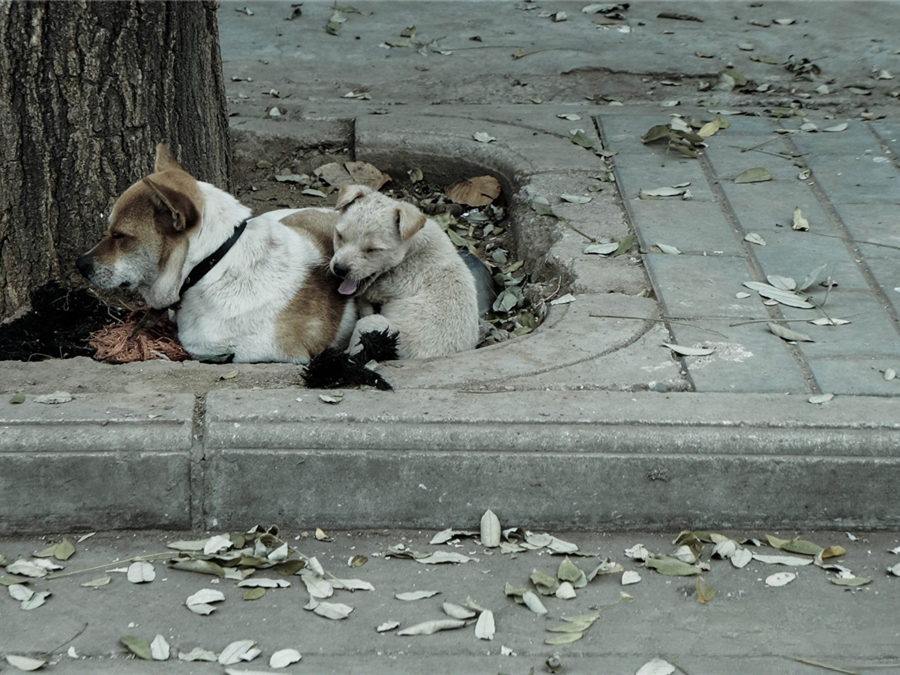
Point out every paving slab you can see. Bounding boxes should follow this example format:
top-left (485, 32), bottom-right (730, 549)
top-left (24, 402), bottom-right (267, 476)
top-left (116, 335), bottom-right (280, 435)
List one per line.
top-left (666, 321), bottom-right (811, 394)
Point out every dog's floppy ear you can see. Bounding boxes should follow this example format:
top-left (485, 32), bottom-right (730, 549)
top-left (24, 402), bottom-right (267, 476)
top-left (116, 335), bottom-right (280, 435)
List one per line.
top-left (396, 202), bottom-right (426, 241)
top-left (154, 143), bottom-right (185, 173)
top-left (335, 184), bottom-right (371, 210)
top-left (143, 174), bottom-right (201, 232)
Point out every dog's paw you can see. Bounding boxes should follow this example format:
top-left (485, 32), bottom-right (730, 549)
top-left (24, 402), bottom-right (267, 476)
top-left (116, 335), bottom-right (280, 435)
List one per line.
top-left (355, 328), bottom-right (400, 364)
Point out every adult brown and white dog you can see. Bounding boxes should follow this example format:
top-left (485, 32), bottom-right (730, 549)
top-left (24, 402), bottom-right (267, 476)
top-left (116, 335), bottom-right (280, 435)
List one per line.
top-left (77, 144), bottom-right (356, 363)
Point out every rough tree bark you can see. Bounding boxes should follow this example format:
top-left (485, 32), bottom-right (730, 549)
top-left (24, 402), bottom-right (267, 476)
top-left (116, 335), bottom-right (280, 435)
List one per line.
top-left (0, 0), bottom-right (232, 320)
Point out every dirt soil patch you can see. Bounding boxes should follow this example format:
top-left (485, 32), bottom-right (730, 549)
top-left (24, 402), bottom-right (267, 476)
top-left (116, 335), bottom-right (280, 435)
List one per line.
top-left (0, 283), bottom-right (128, 362)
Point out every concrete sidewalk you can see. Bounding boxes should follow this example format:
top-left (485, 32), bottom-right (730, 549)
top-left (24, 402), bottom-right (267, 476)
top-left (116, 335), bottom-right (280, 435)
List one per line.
top-left (2, 528), bottom-right (899, 675)
top-left (2, 1), bottom-right (900, 533)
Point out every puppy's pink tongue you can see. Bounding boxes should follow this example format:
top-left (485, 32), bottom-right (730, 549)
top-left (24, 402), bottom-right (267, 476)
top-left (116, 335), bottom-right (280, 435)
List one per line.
top-left (338, 278), bottom-right (359, 295)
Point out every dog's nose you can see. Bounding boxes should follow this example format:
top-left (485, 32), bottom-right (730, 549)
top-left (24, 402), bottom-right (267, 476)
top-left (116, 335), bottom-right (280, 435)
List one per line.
top-left (332, 263), bottom-right (349, 278)
top-left (75, 255), bottom-right (93, 278)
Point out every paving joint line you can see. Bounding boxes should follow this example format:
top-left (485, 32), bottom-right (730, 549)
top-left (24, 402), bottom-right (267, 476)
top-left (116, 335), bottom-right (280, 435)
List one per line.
top-left (593, 114), bottom-right (695, 390)
top-left (190, 393), bottom-right (208, 531)
top-left (696, 136), bottom-right (821, 395)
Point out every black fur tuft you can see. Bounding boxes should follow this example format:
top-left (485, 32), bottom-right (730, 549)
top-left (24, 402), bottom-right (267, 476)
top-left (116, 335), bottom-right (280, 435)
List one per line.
top-left (302, 329), bottom-right (399, 391)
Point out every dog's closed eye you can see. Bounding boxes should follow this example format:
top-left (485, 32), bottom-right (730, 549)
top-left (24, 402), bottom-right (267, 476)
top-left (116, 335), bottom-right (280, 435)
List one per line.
top-left (364, 246), bottom-right (385, 254)
top-left (111, 232), bottom-right (127, 240)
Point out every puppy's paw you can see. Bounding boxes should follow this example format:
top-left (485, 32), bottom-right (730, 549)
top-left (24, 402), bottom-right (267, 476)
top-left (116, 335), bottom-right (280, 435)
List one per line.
top-left (356, 328), bottom-right (399, 364)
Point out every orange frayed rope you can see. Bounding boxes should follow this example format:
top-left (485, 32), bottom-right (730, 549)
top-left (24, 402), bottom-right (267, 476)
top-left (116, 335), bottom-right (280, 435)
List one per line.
top-left (89, 310), bottom-right (190, 364)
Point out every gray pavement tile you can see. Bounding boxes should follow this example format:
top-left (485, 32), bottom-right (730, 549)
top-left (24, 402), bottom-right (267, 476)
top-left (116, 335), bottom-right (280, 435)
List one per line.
top-left (616, 162), bottom-right (715, 202)
top-left (718, 180), bottom-right (840, 234)
top-left (802, 153), bottom-right (900, 203)
top-left (778, 291), bottom-right (900, 358)
top-left (870, 120), bottom-right (900, 156)
top-left (643, 254), bottom-right (767, 319)
top-left (628, 199), bottom-right (743, 255)
top-left (751, 229), bottom-right (874, 291)
top-left (807, 356), bottom-right (900, 396)
top-left (704, 141), bottom-right (805, 182)
top-left (667, 321), bottom-right (809, 394)
top-left (786, 119), bottom-right (883, 155)
top-left (858, 257), bottom-right (900, 316)
top-left (833, 203), bottom-right (900, 255)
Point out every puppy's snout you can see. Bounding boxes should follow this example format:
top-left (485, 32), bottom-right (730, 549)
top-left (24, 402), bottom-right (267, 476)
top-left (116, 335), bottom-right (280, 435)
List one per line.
top-left (332, 262), bottom-right (350, 279)
top-left (75, 255), bottom-right (94, 279)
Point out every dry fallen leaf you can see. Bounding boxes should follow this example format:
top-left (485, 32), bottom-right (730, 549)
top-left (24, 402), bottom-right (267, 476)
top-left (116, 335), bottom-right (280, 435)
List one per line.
top-left (734, 167), bottom-right (772, 184)
top-left (584, 242), bottom-right (620, 256)
top-left (765, 572), bottom-right (797, 587)
top-left (120, 635), bottom-right (152, 660)
top-left (314, 162), bottom-right (390, 190)
top-left (523, 591), bottom-right (548, 615)
top-left (150, 634), bottom-right (170, 661)
top-left (656, 243), bottom-right (681, 255)
top-left (397, 619), bottom-right (467, 636)
top-left (33, 391), bottom-right (73, 405)
top-left (218, 640), bottom-right (258, 666)
top-left (269, 649), bottom-right (302, 669)
top-left (768, 323), bottom-right (814, 343)
top-left (474, 610), bottom-right (495, 640)
top-left (480, 509), bottom-right (501, 548)
top-left (6, 654), bottom-right (47, 671)
top-left (696, 576), bottom-right (716, 604)
top-left (753, 553), bottom-right (813, 566)
top-left (127, 561), bottom-right (155, 584)
top-left (744, 232), bottom-right (766, 246)
top-left (792, 207), bottom-right (810, 231)
top-left (621, 570), bottom-right (641, 585)
top-left (395, 590), bottom-right (440, 601)
top-left (636, 658), bottom-right (676, 675)
top-left (663, 343), bottom-right (715, 357)
top-left (639, 186), bottom-right (688, 199)
top-left (444, 176), bottom-right (501, 207)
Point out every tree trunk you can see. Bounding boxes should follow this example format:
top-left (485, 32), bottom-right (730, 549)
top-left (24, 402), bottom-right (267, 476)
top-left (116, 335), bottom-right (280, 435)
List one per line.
top-left (0, 0), bottom-right (232, 320)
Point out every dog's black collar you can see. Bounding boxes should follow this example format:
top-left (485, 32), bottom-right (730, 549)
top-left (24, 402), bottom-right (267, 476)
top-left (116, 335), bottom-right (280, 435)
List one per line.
top-left (134, 220), bottom-right (248, 335)
top-left (172, 219), bottom-right (248, 310)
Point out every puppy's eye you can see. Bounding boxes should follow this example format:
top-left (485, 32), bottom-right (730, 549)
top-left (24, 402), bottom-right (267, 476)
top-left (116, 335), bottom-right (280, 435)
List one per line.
top-left (111, 232), bottom-right (126, 240)
top-left (364, 247), bottom-right (383, 254)
top-left (335, 231), bottom-right (343, 242)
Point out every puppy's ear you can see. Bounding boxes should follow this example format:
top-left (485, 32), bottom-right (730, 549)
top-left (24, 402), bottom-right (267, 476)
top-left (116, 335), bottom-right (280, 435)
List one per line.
top-left (154, 143), bottom-right (185, 173)
top-left (335, 184), bottom-right (370, 210)
top-left (396, 202), bottom-right (426, 241)
top-left (143, 174), bottom-right (201, 232)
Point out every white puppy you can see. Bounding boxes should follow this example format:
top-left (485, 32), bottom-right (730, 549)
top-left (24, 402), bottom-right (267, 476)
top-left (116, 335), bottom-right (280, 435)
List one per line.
top-left (330, 185), bottom-right (480, 359)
